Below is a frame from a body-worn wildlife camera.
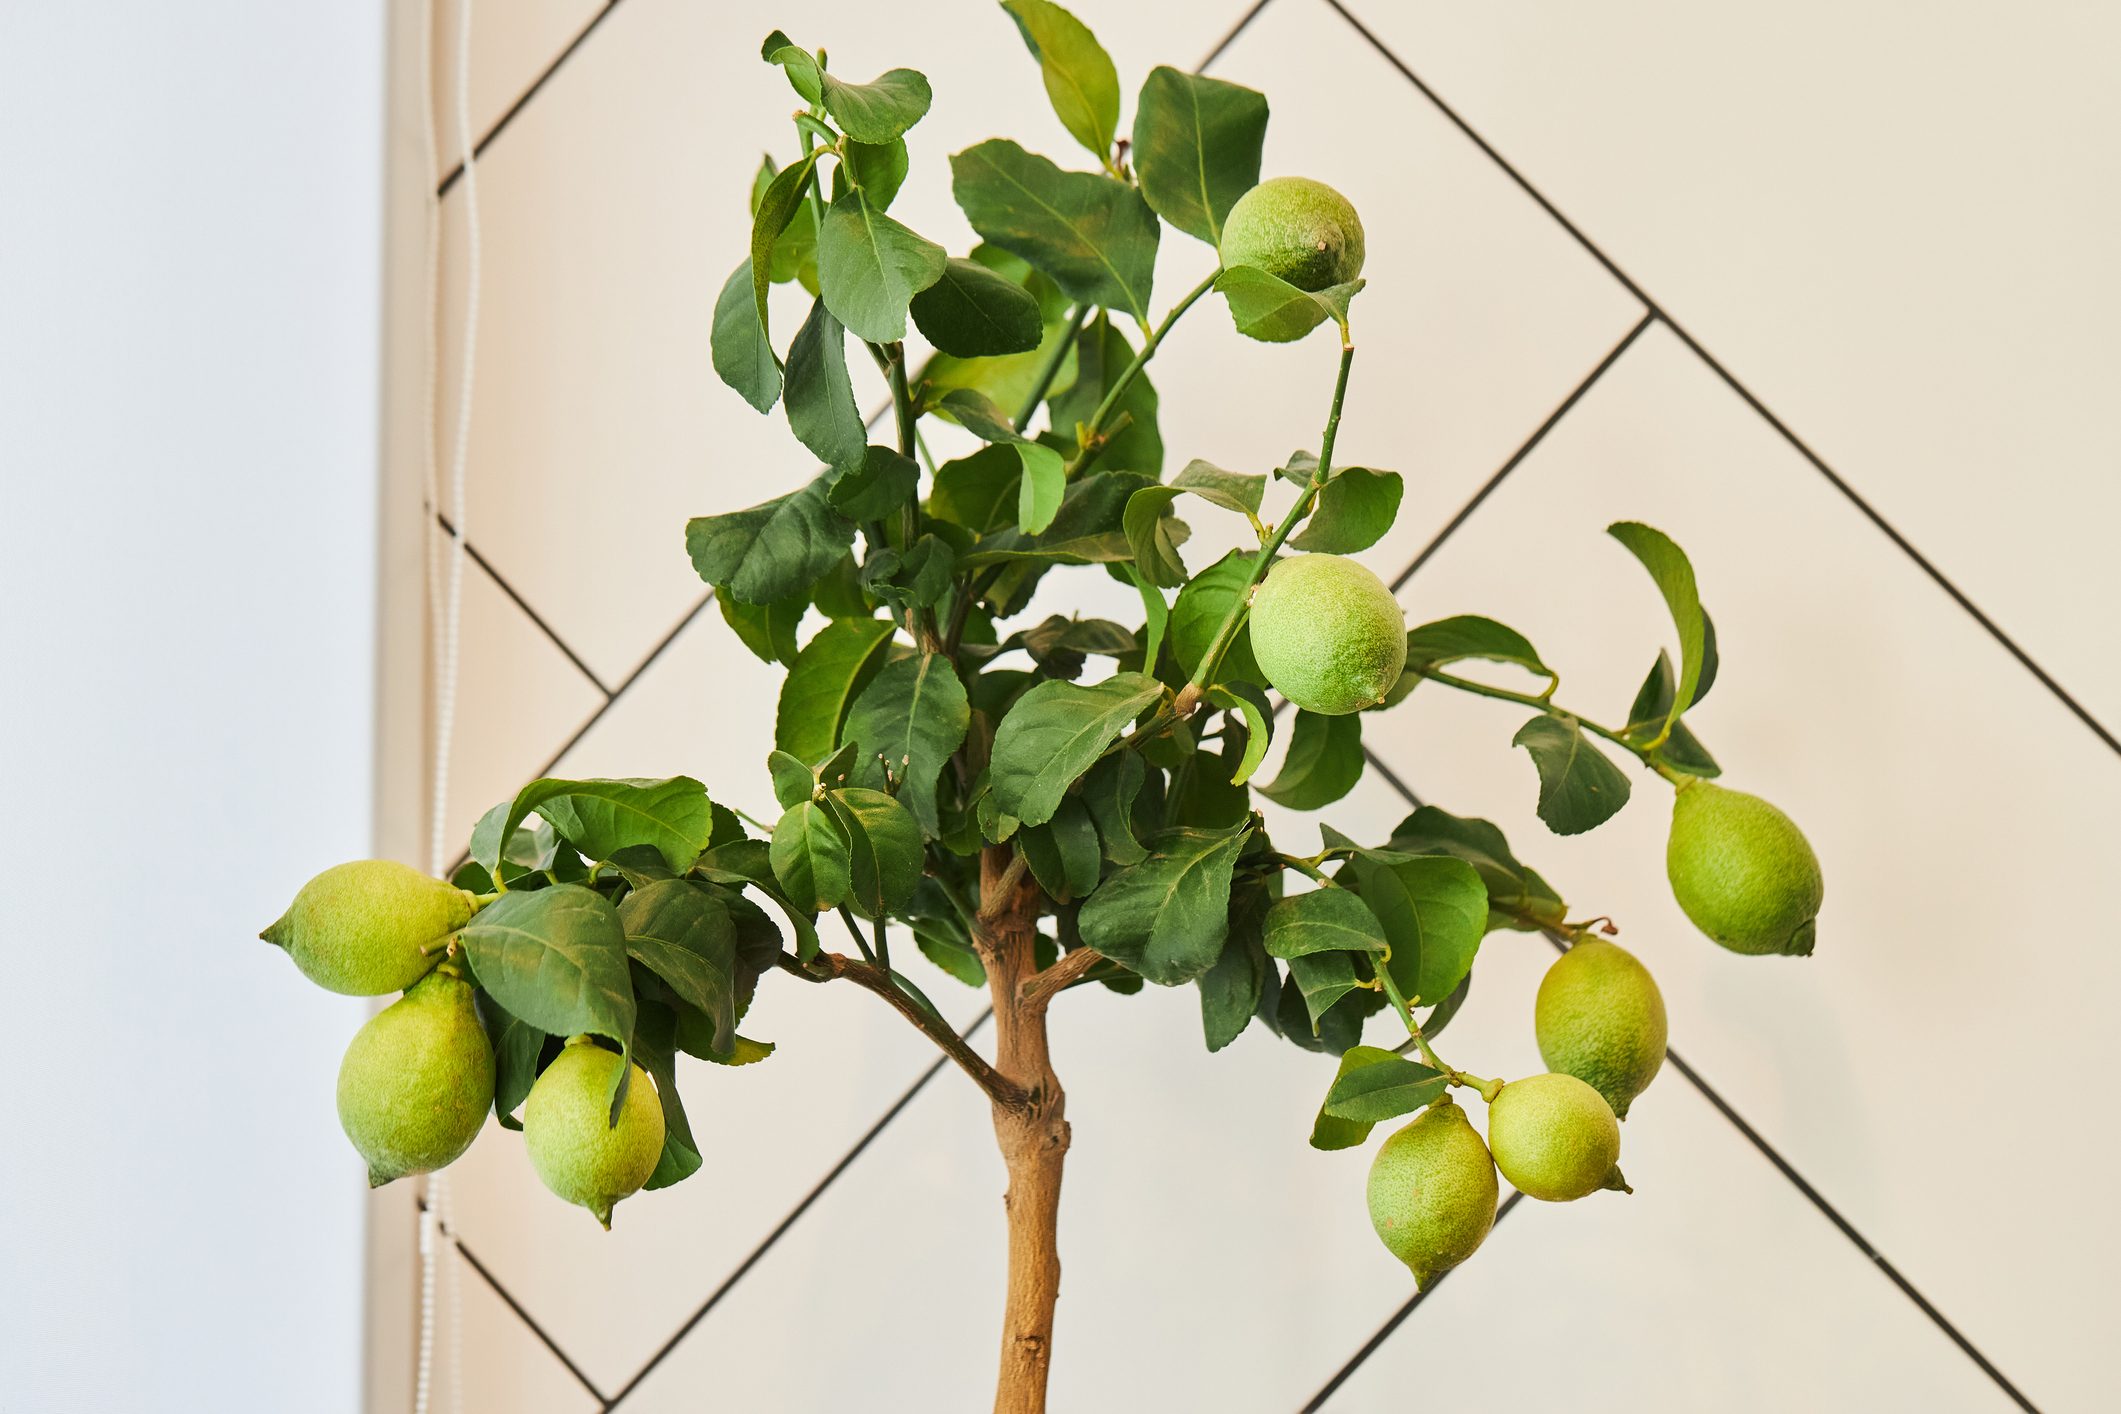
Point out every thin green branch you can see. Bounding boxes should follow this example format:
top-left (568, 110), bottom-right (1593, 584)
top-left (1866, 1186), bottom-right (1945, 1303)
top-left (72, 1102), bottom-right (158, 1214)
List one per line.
top-left (1413, 667), bottom-right (1686, 784)
top-left (1064, 270), bottom-right (1220, 477)
top-left (1013, 303), bottom-right (1092, 432)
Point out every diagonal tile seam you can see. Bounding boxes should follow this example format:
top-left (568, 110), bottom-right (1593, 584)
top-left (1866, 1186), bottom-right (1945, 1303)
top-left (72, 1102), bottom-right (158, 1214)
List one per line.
top-left (1324, 746), bottom-right (2044, 1414)
top-left (435, 511), bottom-right (616, 696)
top-left (1324, 0), bottom-right (2121, 762)
top-left (417, 1196), bottom-right (613, 1405)
top-left (436, 0), bottom-right (627, 199)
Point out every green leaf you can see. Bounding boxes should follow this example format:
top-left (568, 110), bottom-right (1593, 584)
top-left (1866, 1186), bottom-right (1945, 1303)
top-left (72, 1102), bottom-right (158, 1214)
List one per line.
top-left (1421, 971), bottom-right (1472, 1043)
top-left (826, 788), bottom-right (923, 916)
top-left (1048, 315), bottom-right (1162, 474)
top-left (767, 750), bottom-right (815, 811)
top-left (1130, 66), bottom-right (1268, 245)
top-left (784, 299), bottom-right (867, 471)
top-left (1127, 565), bottom-right (1168, 675)
top-left (717, 586), bottom-right (805, 667)
top-left (1387, 805), bottom-right (1568, 933)
top-left (1203, 684), bottom-right (1270, 786)
top-left (1322, 1052), bottom-right (1448, 1123)
top-left (1170, 549), bottom-right (1265, 685)
top-left (749, 150), bottom-right (818, 339)
top-left (816, 188), bottom-right (947, 343)
top-left (459, 886), bottom-right (635, 1057)
top-left (1018, 794), bottom-right (1101, 903)
top-left (474, 990), bottom-right (546, 1130)
top-left (1310, 1044), bottom-right (1400, 1150)
top-left (1290, 466), bottom-right (1402, 554)
top-left (1002, 0), bottom-right (1121, 161)
top-left (950, 139), bottom-right (1158, 322)
top-left (775, 617), bottom-right (896, 765)
top-left (1262, 887), bottom-right (1387, 959)
top-left (989, 671), bottom-right (1164, 827)
top-left (1076, 823), bottom-right (1252, 984)
top-left (959, 469), bottom-right (1153, 568)
top-left (829, 444), bottom-right (920, 521)
top-left (770, 799), bottom-right (852, 912)
top-left (1257, 710), bottom-right (1362, 810)
top-left (760, 30), bottom-right (823, 103)
top-left (1607, 521), bottom-right (1706, 746)
top-left (1623, 651), bottom-right (1721, 779)
top-left (933, 389), bottom-right (1068, 535)
top-left (1286, 950), bottom-right (1362, 1030)
top-left (619, 879), bottom-right (737, 1056)
top-left (840, 652), bottom-right (970, 837)
top-left (631, 1002), bottom-right (703, 1189)
top-left (686, 476), bottom-right (856, 606)
top-left (841, 137), bottom-right (909, 210)
top-left (754, 155), bottom-right (819, 290)
top-left (1401, 615), bottom-right (1556, 690)
top-left (1081, 749), bottom-right (1148, 865)
top-left (1122, 485), bottom-right (1189, 587)
top-left (711, 259), bottom-right (780, 413)
top-left (821, 66), bottom-right (933, 145)
top-left (1171, 458), bottom-right (1266, 518)
top-left (523, 777), bottom-right (717, 873)
top-left (929, 443), bottom-right (1023, 534)
top-left (910, 257), bottom-right (1043, 357)
top-left (1512, 715), bottom-right (1632, 835)
top-left (1197, 888), bottom-right (1271, 1051)
top-left (1345, 853), bottom-right (1488, 1006)
top-left (1212, 266), bottom-right (1362, 343)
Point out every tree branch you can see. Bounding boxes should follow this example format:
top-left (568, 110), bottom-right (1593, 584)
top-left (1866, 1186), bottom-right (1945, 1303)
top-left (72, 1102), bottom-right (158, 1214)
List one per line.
top-left (1019, 948), bottom-right (1103, 1012)
top-left (785, 951), bottom-right (1025, 1109)
top-left (978, 852), bottom-right (1030, 921)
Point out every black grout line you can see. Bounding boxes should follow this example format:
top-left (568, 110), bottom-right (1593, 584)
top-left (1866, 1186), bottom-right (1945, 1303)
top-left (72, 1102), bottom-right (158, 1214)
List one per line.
top-left (436, 512), bottom-right (615, 696)
top-left (1299, 1190), bottom-right (1529, 1411)
top-left (1326, 0), bottom-right (2120, 762)
top-left (1350, 750), bottom-right (2044, 1412)
top-left (1389, 311), bottom-right (1652, 594)
top-left (417, 1204), bottom-right (613, 1405)
top-left (603, 1008), bottom-right (995, 1408)
top-left (1196, 0), bottom-right (1276, 73)
top-left (436, 1), bottom-right (625, 199)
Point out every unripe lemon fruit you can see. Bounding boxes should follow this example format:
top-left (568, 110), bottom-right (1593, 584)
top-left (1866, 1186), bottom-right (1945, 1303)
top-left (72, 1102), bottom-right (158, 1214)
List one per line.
top-left (524, 1039), bottom-right (665, 1228)
top-left (1667, 780), bottom-right (1823, 956)
top-left (336, 965), bottom-right (494, 1187)
top-left (1487, 1073), bottom-right (1629, 1202)
top-left (1366, 1098), bottom-right (1498, 1288)
top-left (1219, 176), bottom-right (1366, 292)
top-left (1247, 554), bottom-right (1407, 716)
top-left (1535, 939), bottom-right (1666, 1120)
top-left (262, 859), bottom-right (471, 995)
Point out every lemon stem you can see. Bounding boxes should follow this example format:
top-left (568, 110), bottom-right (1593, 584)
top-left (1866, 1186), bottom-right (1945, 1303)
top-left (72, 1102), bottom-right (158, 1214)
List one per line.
top-left (1372, 951), bottom-right (1500, 1100)
top-left (1412, 666), bottom-right (1689, 785)
top-left (1065, 270), bottom-right (1221, 478)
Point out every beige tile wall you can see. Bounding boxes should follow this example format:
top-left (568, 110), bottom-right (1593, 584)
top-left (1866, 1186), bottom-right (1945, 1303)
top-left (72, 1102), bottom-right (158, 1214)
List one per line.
top-left (399, 1), bottom-right (2119, 1409)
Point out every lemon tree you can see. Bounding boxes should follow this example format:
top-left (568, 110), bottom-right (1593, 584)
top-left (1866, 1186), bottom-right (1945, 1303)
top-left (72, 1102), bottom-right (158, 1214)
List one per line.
top-left (251, 10), bottom-right (1826, 1410)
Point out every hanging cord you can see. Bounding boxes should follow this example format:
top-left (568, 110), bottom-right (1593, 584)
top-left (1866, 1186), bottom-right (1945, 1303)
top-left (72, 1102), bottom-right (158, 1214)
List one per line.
top-left (415, 2), bottom-right (482, 1413)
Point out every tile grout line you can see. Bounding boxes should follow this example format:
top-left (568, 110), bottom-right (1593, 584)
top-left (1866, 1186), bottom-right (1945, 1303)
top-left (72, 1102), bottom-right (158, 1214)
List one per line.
top-left (1339, 749), bottom-right (2044, 1413)
top-left (1297, 1190), bottom-right (1529, 1412)
top-left (417, 1198), bottom-right (612, 1405)
top-left (436, 0), bottom-right (626, 199)
top-left (1324, 0), bottom-right (2121, 761)
top-left (437, 512), bottom-right (615, 697)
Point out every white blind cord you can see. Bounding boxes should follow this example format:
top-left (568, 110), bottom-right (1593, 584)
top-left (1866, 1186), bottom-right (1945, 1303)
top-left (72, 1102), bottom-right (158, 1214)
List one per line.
top-left (416, 1), bottom-right (481, 1413)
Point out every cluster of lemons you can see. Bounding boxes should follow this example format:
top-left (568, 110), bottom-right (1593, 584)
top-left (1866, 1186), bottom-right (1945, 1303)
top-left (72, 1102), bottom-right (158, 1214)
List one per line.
top-left (263, 863), bottom-right (663, 1228)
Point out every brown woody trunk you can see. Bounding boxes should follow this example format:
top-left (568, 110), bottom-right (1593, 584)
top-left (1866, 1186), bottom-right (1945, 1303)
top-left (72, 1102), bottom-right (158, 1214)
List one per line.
top-left (980, 847), bottom-right (1069, 1414)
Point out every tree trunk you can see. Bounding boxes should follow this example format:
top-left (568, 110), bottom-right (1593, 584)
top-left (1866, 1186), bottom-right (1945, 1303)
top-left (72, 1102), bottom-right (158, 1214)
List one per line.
top-left (980, 847), bottom-right (1069, 1414)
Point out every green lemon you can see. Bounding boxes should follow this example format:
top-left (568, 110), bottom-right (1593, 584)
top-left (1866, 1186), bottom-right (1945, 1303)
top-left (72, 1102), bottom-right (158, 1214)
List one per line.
top-left (1219, 176), bottom-right (1366, 292)
top-left (262, 859), bottom-right (471, 995)
top-left (1486, 1073), bottom-right (1629, 1202)
top-left (1535, 939), bottom-right (1666, 1120)
top-left (1247, 554), bottom-right (1407, 715)
top-left (1667, 779), bottom-right (1823, 956)
top-left (1366, 1098), bottom-right (1499, 1288)
top-left (336, 964), bottom-right (494, 1187)
top-left (524, 1040), bottom-right (665, 1229)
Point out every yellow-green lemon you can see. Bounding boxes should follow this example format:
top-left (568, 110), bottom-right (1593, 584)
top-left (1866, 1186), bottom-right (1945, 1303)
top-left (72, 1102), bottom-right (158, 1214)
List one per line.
top-left (1219, 177), bottom-right (1366, 292)
top-left (1247, 554), bottom-right (1407, 715)
top-left (524, 1040), bottom-right (665, 1228)
top-left (1366, 1098), bottom-right (1499, 1288)
top-left (1535, 939), bottom-right (1666, 1120)
top-left (1487, 1073), bottom-right (1629, 1202)
top-left (1667, 780), bottom-right (1823, 956)
top-left (336, 965), bottom-right (494, 1187)
top-left (262, 859), bottom-right (471, 995)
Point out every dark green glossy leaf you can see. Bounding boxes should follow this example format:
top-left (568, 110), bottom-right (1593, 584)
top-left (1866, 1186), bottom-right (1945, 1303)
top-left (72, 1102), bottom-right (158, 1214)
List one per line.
top-left (950, 139), bottom-right (1158, 322)
top-left (783, 299), bottom-right (867, 471)
top-left (1607, 521), bottom-right (1706, 745)
top-left (826, 787), bottom-right (923, 917)
top-left (1345, 852), bottom-right (1488, 1006)
top-left (686, 476), bottom-right (856, 606)
top-left (1271, 969), bottom-right (1378, 1055)
top-left (631, 1002), bottom-right (702, 1189)
top-left (767, 750), bottom-right (814, 812)
top-left (459, 885), bottom-right (635, 1057)
top-left (1003, 0), bottom-right (1120, 160)
top-left (1262, 887), bottom-right (1387, 959)
top-left (1213, 266), bottom-right (1362, 343)
top-left (1623, 651), bottom-right (1722, 779)
top-left (841, 137), bottom-right (909, 210)
top-left (1286, 949), bottom-right (1362, 1030)
top-left (816, 188), bottom-right (946, 343)
top-left (1122, 484), bottom-right (1189, 587)
top-left (520, 777), bottom-right (717, 873)
top-left (1048, 316), bottom-right (1161, 474)
top-left (821, 66), bottom-right (933, 145)
top-left (1290, 465), bottom-right (1402, 553)
top-left (1310, 1044), bottom-right (1399, 1150)
top-left (841, 652), bottom-right (970, 837)
top-left (928, 443), bottom-right (1022, 535)
top-left (760, 29), bottom-right (822, 103)
top-left (959, 469), bottom-right (1152, 568)
top-left (619, 879), bottom-right (737, 1056)
top-left (1128, 565), bottom-right (1169, 675)
top-left (1131, 66), bottom-right (1268, 245)
top-left (1401, 615), bottom-right (1555, 690)
top-left (1257, 710), bottom-right (1362, 810)
top-left (990, 671), bottom-right (1163, 826)
top-left (1077, 822), bottom-right (1251, 984)
top-left (711, 259), bottom-right (780, 413)
top-left (1170, 549), bottom-right (1265, 685)
top-left (1322, 1052), bottom-right (1448, 1123)
top-left (749, 150), bottom-right (818, 338)
top-left (1420, 970), bottom-right (1472, 1043)
top-left (775, 617), bottom-right (896, 764)
top-left (1197, 885), bottom-right (1271, 1051)
top-left (1203, 683), bottom-right (1270, 786)
top-left (1387, 805), bottom-right (1568, 934)
top-left (829, 444), bottom-right (920, 521)
top-left (474, 989), bottom-right (546, 1131)
top-left (1513, 714), bottom-right (1632, 835)
top-left (1018, 794), bottom-right (1101, 902)
top-left (910, 257), bottom-right (1043, 357)
top-left (1172, 458), bottom-right (1266, 517)
top-left (1081, 748), bottom-right (1148, 865)
top-left (717, 586), bottom-right (805, 667)
top-left (770, 799), bottom-right (852, 912)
